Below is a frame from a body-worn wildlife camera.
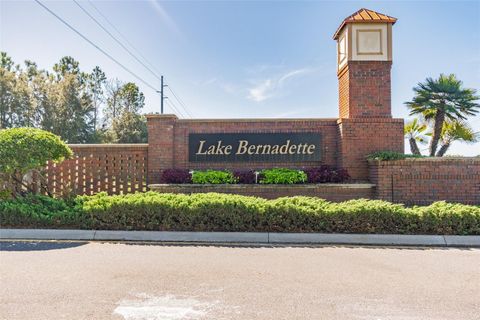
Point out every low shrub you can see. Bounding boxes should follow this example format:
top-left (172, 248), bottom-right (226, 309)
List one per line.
top-left (80, 192), bottom-right (267, 231)
top-left (191, 170), bottom-right (237, 184)
top-left (1, 193), bottom-right (479, 235)
top-left (161, 169), bottom-right (192, 184)
top-left (160, 167), bottom-right (350, 184)
top-left (233, 170), bottom-right (256, 184)
top-left (0, 194), bottom-right (85, 228)
top-left (304, 166), bottom-right (350, 183)
top-left (260, 168), bottom-right (307, 184)
top-left (367, 151), bottom-right (423, 161)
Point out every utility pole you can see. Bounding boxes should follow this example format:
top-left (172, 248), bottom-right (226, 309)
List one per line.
top-left (157, 76), bottom-right (167, 114)
top-left (160, 75), bottom-right (164, 114)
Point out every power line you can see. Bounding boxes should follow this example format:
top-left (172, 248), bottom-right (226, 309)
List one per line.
top-left (84, 0), bottom-right (195, 118)
top-left (86, 0), bottom-right (162, 77)
top-left (34, 0), bottom-right (159, 92)
top-left (167, 85), bottom-right (194, 118)
top-left (166, 99), bottom-right (186, 118)
top-left (73, 0), bottom-right (162, 83)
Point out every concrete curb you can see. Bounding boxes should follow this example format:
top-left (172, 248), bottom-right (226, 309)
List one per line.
top-left (93, 230), bottom-right (268, 243)
top-left (0, 229), bottom-right (96, 240)
top-left (268, 233), bottom-right (448, 246)
top-left (1, 229), bottom-right (479, 247)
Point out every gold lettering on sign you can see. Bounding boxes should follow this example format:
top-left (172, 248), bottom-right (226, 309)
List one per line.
top-left (262, 145), bottom-right (271, 154)
top-left (198, 139), bottom-right (317, 156)
top-left (288, 144), bottom-right (297, 154)
top-left (196, 140), bottom-right (207, 155)
top-left (307, 145), bottom-right (315, 155)
top-left (236, 140), bottom-right (249, 155)
top-left (279, 140), bottom-right (290, 154)
top-left (189, 133), bottom-right (320, 162)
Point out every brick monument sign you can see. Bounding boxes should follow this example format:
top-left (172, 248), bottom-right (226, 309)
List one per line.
top-left (147, 8), bottom-right (404, 183)
top-left (40, 8), bottom-right (479, 204)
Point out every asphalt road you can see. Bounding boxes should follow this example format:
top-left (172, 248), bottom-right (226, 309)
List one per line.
top-left (1, 241), bottom-right (479, 320)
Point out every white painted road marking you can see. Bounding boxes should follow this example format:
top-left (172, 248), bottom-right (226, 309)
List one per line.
top-left (114, 293), bottom-right (213, 320)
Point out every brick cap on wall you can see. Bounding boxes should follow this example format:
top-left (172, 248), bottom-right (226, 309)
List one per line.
top-left (146, 114), bottom-right (178, 120)
top-left (68, 144), bottom-right (148, 149)
top-left (368, 158), bottom-right (480, 165)
top-left (337, 118), bottom-right (404, 124)
top-left (149, 183), bottom-right (375, 189)
top-left (176, 118), bottom-right (339, 123)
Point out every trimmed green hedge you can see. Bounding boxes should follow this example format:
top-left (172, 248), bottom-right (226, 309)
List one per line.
top-left (260, 168), bottom-right (307, 184)
top-left (191, 170), bottom-right (237, 184)
top-left (1, 192), bottom-right (479, 234)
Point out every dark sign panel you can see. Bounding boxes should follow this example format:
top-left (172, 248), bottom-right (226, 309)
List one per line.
top-left (188, 132), bottom-right (321, 162)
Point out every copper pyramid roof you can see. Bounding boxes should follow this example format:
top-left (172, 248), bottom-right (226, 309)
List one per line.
top-left (333, 8), bottom-right (397, 39)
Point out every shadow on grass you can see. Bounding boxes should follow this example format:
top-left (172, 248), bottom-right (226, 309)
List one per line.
top-left (0, 241), bottom-right (88, 252)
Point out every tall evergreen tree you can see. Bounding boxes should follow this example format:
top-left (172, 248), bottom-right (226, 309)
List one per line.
top-left (0, 53), bottom-right (148, 143)
top-left (88, 66), bottom-right (106, 138)
top-left (0, 52), bottom-right (33, 128)
top-left (104, 82), bottom-right (147, 143)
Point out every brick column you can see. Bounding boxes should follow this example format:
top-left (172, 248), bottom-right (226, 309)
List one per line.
top-left (333, 9), bottom-right (404, 181)
top-left (337, 118), bottom-right (404, 180)
top-left (338, 61), bottom-right (392, 119)
top-left (146, 114), bottom-right (178, 184)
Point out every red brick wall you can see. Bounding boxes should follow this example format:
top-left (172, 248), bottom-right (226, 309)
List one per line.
top-left (147, 115), bottom-right (177, 184)
top-left (369, 158), bottom-right (480, 205)
top-left (338, 66), bottom-right (350, 119)
top-left (147, 115), bottom-right (404, 182)
top-left (338, 118), bottom-right (404, 180)
top-left (147, 116), bottom-right (341, 183)
top-left (335, 60), bottom-right (403, 180)
top-left (149, 183), bottom-right (374, 202)
top-left (338, 61), bottom-right (392, 119)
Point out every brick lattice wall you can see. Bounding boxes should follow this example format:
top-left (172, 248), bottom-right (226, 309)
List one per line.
top-left (41, 144), bottom-right (148, 196)
top-left (369, 158), bottom-right (480, 205)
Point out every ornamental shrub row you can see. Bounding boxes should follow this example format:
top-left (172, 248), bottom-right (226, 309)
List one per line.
top-left (259, 168), bottom-right (307, 184)
top-left (1, 192), bottom-right (479, 235)
top-left (192, 170), bottom-right (237, 184)
top-left (160, 166), bottom-right (350, 184)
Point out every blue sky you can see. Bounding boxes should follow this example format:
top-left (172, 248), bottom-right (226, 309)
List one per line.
top-left (1, 0), bottom-right (479, 155)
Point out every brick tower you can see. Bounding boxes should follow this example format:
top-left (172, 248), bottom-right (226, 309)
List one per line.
top-left (334, 8), bottom-right (404, 180)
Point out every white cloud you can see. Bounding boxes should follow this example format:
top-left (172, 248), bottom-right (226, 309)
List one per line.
top-left (147, 0), bottom-right (183, 38)
top-left (247, 67), bottom-right (313, 102)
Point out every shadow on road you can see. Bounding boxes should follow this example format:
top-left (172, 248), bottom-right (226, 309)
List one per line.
top-left (0, 241), bottom-right (88, 252)
top-left (114, 241), bottom-right (475, 251)
top-left (0, 240), bottom-right (475, 251)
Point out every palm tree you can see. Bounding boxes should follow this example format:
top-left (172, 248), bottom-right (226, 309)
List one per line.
top-left (436, 121), bottom-right (479, 156)
top-left (405, 74), bottom-right (479, 156)
top-left (404, 118), bottom-right (429, 155)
